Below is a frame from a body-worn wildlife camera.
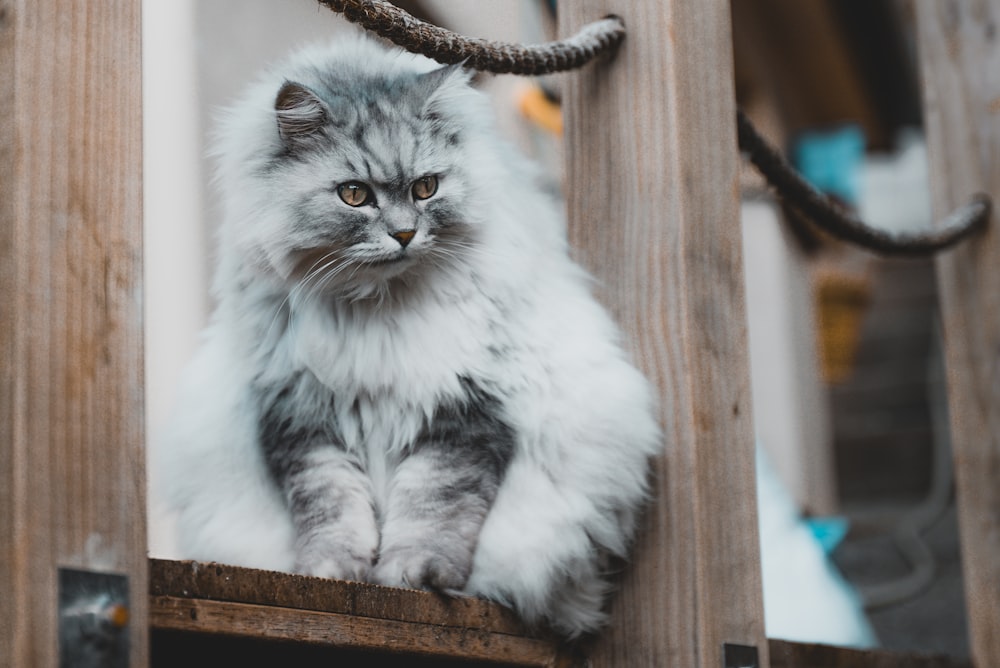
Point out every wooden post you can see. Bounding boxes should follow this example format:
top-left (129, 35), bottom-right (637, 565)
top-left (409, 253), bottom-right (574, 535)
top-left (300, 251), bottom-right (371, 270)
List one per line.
top-left (0, 1), bottom-right (146, 666)
top-left (560, 2), bottom-right (768, 666)
top-left (915, 2), bottom-right (1000, 665)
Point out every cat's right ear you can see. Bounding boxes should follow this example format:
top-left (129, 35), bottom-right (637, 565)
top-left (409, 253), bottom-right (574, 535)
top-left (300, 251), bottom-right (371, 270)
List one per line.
top-left (275, 81), bottom-right (330, 147)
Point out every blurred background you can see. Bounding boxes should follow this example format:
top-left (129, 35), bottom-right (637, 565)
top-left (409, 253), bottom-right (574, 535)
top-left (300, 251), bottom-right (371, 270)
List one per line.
top-left (143, 0), bottom-right (969, 659)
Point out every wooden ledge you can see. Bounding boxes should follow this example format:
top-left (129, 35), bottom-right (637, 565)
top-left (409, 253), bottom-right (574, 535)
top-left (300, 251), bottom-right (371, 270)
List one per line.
top-left (149, 559), bottom-right (568, 667)
top-left (768, 639), bottom-right (972, 668)
top-left (150, 560), bottom-right (973, 667)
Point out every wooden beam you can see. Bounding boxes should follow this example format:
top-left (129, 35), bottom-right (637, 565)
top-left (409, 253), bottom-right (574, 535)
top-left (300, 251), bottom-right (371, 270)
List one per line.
top-left (149, 559), bottom-right (527, 635)
top-left (0, 1), bottom-right (146, 665)
top-left (915, 2), bottom-right (1000, 665)
top-left (559, 2), bottom-right (767, 666)
top-left (769, 639), bottom-right (972, 668)
top-left (149, 560), bottom-right (566, 666)
top-left (152, 597), bottom-right (547, 665)
top-left (152, 597), bottom-right (558, 666)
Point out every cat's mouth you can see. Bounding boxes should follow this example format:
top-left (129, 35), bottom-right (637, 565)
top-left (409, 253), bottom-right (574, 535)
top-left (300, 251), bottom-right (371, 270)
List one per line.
top-left (364, 252), bottom-right (410, 266)
top-left (361, 252), bottom-right (419, 279)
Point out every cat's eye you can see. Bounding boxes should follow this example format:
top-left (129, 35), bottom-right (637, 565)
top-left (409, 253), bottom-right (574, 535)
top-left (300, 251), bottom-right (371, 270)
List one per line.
top-left (338, 181), bottom-right (371, 207)
top-left (411, 175), bottom-right (438, 201)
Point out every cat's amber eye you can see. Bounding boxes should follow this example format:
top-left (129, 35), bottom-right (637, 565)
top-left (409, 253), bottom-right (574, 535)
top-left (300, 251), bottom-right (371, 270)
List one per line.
top-left (338, 182), bottom-right (371, 207)
top-left (411, 175), bottom-right (438, 201)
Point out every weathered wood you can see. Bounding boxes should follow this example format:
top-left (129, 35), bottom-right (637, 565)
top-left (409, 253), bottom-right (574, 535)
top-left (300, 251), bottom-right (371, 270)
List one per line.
top-left (0, 1), bottom-right (146, 666)
top-left (769, 639), bottom-right (972, 668)
top-left (915, 2), bottom-right (1000, 665)
top-left (149, 560), bottom-right (566, 667)
top-left (151, 597), bottom-right (557, 666)
top-left (150, 559), bottom-right (527, 635)
top-left (559, 2), bottom-right (767, 667)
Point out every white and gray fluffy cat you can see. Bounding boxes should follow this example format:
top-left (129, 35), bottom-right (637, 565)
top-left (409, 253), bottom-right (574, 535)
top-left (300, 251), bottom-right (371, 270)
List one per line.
top-left (156, 38), bottom-right (660, 638)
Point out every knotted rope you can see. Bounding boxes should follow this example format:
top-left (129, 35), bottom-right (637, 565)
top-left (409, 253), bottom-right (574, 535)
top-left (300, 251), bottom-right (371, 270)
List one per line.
top-left (316, 0), bottom-right (624, 75)
top-left (319, 0), bottom-right (991, 256)
top-left (736, 111), bottom-right (991, 256)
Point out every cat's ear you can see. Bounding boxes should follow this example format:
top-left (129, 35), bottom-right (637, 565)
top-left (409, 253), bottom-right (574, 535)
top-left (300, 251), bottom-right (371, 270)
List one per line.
top-left (418, 62), bottom-right (473, 92)
top-left (275, 81), bottom-right (330, 147)
top-left (418, 63), bottom-right (473, 119)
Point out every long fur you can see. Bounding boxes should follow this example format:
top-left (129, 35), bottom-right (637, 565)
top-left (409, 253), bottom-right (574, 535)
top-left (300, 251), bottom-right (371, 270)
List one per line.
top-left (154, 37), bottom-right (661, 638)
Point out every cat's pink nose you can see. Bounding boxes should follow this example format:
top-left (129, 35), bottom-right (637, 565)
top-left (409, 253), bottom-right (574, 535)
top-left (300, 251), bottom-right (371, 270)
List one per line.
top-left (391, 229), bottom-right (416, 248)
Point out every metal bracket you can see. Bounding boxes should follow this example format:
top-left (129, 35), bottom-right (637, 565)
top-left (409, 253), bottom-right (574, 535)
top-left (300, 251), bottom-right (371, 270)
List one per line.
top-left (723, 642), bottom-right (759, 668)
top-left (58, 568), bottom-right (129, 668)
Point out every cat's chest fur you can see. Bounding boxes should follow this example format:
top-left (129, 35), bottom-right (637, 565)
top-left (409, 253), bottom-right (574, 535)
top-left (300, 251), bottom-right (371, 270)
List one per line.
top-left (266, 275), bottom-right (512, 457)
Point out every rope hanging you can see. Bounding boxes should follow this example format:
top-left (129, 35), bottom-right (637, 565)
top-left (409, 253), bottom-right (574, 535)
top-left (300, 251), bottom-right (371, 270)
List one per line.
top-left (737, 111), bottom-right (991, 256)
top-left (316, 0), bottom-right (625, 75)
top-left (318, 0), bottom-right (991, 257)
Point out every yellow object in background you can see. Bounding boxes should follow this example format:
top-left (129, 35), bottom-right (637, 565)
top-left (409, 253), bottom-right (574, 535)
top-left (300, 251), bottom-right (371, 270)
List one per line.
top-left (518, 85), bottom-right (563, 135)
top-left (815, 272), bottom-right (871, 384)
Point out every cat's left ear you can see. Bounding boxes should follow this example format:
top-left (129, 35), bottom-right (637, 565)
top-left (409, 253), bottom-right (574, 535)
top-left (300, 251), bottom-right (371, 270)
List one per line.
top-left (418, 63), bottom-right (474, 118)
top-left (419, 62), bottom-right (473, 90)
top-left (275, 81), bottom-right (330, 147)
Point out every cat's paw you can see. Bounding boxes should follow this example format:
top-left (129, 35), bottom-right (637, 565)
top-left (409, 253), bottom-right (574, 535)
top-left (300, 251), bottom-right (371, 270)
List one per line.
top-left (295, 542), bottom-right (376, 583)
top-left (372, 545), bottom-right (472, 593)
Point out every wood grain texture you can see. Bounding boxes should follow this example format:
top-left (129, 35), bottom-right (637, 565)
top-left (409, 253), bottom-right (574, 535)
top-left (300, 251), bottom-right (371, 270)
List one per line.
top-left (0, 1), bottom-right (145, 665)
top-left (915, 1), bottom-right (1000, 665)
top-left (150, 560), bottom-right (567, 667)
top-left (150, 559), bottom-right (527, 635)
top-left (769, 639), bottom-right (972, 668)
top-left (559, 2), bottom-right (767, 666)
top-left (151, 597), bottom-right (559, 667)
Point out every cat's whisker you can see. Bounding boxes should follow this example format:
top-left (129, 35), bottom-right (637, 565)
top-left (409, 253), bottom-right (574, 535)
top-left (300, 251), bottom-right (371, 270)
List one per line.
top-left (262, 296), bottom-right (293, 347)
top-left (302, 260), bottom-right (366, 301)
top-left (424, 244), bottom-right (483, 271)
top-left (288, 265), bottom-right (326, 311)
top-left (275, 251), bottom-right (353, 332)
top-left (302, 252), bottom-right (353, 291)
top-left (311, 264), bottom-right (356, 301)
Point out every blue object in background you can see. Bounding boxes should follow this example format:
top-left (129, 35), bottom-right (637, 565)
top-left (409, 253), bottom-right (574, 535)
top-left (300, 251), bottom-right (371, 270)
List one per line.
top-left (806, 516), bottom-right (851, 555)
top-left (793, 125), bottom-right (866, 206)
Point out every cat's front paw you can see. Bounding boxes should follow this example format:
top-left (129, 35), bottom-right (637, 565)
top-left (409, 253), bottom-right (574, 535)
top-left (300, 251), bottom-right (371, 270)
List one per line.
top-left (295, 541), bottom-right (376, 583)
top-left (373, 545), bottom-right (472, 593)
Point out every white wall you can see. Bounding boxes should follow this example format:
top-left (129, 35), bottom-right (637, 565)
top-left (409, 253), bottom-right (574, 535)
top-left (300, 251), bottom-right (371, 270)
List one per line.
top-left (143, 0), bottom-right (204, 558)
top-left (143, 0), bottom-right (205, 438)
top-left (742, 200), bottom-right (837, 516)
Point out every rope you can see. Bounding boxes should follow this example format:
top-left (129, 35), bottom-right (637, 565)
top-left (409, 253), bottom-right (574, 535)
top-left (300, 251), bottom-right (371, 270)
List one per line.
top-left (318, 1), bottom-right (991, 256)
top-left (316, 0), bottom-right (625, 75)
top-left (738, 110), bottom-right (990, 256)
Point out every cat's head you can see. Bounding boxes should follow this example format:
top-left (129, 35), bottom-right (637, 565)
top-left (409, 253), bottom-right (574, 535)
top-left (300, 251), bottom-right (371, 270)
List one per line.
top-left (215, 39), bottom-right (497, 301)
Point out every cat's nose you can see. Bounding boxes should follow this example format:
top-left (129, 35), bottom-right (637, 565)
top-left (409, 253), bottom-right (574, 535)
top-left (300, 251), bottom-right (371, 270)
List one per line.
top-left (390, 229), bottom-right (416, 248)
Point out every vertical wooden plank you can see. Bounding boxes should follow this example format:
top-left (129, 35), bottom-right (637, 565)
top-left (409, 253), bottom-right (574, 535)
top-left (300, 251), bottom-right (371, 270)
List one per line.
top-left (915, 1), bottom-right (1000, 665)
top-left (559, 2), bottom-right (768, 667)
top-left (0, 3), bottom-right (21, 661)
top-left (0, 1), bottom-right (146, 666)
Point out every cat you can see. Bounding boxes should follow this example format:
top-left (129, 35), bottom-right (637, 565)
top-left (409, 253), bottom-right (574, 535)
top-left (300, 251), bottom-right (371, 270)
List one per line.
top-left (154, 37), bottom-right (661, 638)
